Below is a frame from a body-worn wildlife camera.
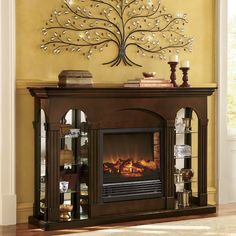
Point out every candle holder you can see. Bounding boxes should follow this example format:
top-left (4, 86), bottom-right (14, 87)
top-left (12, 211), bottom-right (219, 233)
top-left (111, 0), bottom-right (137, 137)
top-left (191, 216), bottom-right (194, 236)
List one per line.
top-left (168, 61), bottom-right (178, 87)
top-left (180, 67), bottom-right (190, 87)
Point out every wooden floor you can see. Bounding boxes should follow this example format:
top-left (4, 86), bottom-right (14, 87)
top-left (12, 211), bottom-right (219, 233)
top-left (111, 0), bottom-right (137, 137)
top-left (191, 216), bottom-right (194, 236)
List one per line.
top-left (1, 203), bottom-right (236, 236)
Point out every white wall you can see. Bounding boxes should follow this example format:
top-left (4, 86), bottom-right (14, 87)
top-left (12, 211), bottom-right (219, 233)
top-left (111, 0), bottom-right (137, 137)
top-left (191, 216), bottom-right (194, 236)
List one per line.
top-left (0, 0), bottom-right (16, 225)
top-left (217, 0), bottom-right (236, 204)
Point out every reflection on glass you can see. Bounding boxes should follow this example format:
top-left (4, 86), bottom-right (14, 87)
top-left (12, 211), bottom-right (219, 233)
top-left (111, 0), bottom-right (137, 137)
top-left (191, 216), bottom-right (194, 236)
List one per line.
top-left (40, 109), bottom-right (46, 215)
top-left (174, 108), bottom-right (198, 208)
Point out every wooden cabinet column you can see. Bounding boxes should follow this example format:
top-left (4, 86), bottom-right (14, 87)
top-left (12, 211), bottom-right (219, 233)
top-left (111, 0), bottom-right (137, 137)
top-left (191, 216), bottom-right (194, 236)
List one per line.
top-left (165, 120), bottom-right (175, 209)
top-left (46, 123), bottom-right (60, 221)
top-left (198, 119), bottom-right (208, 206)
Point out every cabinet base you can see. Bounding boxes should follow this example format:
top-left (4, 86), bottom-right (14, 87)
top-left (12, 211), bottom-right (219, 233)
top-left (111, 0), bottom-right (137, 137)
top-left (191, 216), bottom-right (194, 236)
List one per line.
top-left (29, 205), bottom-right (216, 231)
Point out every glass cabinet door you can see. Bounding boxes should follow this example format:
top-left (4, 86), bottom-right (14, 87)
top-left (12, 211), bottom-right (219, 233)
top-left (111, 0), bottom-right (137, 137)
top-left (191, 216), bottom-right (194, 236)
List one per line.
top-left (174, 108), bottom-right (198, 208)
top-left (59, 109), bottom-right (89, 221)
top-left (39, 109), bottom-right (47, 218)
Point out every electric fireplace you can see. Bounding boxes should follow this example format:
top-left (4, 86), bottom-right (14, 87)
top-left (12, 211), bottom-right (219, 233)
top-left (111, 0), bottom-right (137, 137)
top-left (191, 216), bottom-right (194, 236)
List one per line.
top-left (29, 86), bottom-right (216, 230)
top-left (100, 128), bottom-right (163, 202)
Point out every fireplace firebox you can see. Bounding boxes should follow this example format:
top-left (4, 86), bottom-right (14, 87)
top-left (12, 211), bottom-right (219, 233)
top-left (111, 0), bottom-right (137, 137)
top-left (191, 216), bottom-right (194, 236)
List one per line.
top-left (100, 128), bottom-right (163, 202)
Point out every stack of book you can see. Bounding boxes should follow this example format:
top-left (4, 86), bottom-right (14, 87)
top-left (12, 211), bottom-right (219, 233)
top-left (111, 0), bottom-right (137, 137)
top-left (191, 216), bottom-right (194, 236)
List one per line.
top-left (58, 70), bottom-right (93, 87)
top-left (123, 77), bottom-right (173, 88)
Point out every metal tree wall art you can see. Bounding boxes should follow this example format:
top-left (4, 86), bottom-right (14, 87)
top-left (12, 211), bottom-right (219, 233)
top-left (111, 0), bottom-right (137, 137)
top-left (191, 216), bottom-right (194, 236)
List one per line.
top-left (41, 0), bottom-right (193, 67)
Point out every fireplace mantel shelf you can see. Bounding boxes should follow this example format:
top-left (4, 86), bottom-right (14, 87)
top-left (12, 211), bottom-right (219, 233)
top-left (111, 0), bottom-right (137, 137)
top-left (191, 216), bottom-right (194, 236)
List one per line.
top-left (28, 85), bottom-right (216, 98)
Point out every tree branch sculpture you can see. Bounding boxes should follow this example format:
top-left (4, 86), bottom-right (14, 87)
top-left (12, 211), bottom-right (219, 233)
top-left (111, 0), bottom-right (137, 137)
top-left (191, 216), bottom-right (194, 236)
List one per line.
top-left (41, 0), bottom-right (193, 67)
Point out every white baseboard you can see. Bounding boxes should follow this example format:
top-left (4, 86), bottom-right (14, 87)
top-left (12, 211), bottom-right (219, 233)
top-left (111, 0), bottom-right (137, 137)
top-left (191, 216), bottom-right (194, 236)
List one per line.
top-left (0, 194), bottom-right (16, 225)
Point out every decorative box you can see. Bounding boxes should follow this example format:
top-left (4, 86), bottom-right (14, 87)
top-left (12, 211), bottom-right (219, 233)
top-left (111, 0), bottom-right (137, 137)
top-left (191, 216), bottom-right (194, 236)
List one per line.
top-left (58, 70), bottom-right (93, 87)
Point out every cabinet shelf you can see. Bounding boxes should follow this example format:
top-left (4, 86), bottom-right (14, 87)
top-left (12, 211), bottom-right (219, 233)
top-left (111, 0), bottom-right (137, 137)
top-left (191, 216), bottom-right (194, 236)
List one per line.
top-left (174, 156), bottom-right (198, 159)
top-left (61, 134), bottom-right (88, 139)
top-left (60, 190), bottom-right (81, 194)
top-left (59, 214), bottom-right (88, 222)
top-left (175, 131), bottom-right (198, 135)
top-left (174, 179), bottom-right (197, 185)
top-left (59, 162), bottom-right (88, 168)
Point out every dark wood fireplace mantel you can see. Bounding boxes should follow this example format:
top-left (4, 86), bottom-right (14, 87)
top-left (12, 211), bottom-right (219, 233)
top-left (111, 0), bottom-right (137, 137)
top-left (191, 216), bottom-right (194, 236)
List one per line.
top-left (28, 85), bottom-right (217, 230)
top-left (29, 84), bottom-right (216, 97)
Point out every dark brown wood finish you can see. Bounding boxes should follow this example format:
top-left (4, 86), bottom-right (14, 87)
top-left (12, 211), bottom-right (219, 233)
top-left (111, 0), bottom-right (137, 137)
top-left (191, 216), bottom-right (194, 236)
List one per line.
top-left (198, 118), bottom-right (208, 206)
top-left (47, 123), bottom-right (61, 221)
top-left (165, 120), bottom-right (175, 210)
top-left (28, 85), bottom-right (216, 230)
top-left (33, 98), bottom-right (42, 218)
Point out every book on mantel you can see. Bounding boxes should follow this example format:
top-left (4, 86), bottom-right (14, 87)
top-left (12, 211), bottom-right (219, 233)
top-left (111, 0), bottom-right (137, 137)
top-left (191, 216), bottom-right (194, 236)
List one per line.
top-left (58, 70), bottom-right (93, 87)
top-left (123, 77), bottom-right (173, 88)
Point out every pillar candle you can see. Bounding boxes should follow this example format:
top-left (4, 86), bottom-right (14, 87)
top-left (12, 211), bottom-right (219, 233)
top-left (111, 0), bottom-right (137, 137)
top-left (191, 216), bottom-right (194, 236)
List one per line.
top-left (169, 55), bottom-right (179, 62)
top-left (181, 60), bottom-right (190, 68)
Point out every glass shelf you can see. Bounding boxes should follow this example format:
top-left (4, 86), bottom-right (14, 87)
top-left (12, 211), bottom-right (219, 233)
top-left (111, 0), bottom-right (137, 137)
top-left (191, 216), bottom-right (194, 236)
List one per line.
top-left (60, 189), bottom-right (88, 196)
top-left (175, 131), bottom-right (198, 135)
top-left (61, 134), bottom-right (88, 139)
top-left (59, 214), bottom-right (89, 222)
top-left (40, 134), bottom-right (88, 139)
top-left (174, 179), bottom-right (197, 184)
top-left (174, 156), bottom-right (198, 159)
top-left (59, 162), bottom-right (88, 168)
top-left (60, 190), bottom-right (79, 194)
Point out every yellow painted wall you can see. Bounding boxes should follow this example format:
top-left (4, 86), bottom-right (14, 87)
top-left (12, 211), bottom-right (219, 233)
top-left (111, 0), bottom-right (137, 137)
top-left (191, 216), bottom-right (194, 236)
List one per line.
top-left (16, 0), bottom-right (216, 223)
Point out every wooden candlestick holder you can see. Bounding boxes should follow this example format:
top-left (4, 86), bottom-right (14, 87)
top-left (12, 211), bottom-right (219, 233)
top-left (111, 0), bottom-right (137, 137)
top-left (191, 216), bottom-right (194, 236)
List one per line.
top-left (168, 62), bottom-right (178, 87)
top-left (180, 67), bottom-right (190, 87)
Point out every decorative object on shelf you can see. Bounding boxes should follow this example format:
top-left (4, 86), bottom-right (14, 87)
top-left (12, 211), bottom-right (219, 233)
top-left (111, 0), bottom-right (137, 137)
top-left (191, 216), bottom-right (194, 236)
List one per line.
top-left (175, 117), bottom-right (185, 133)
top-left (180, 168), bottom-right (194, 182)
top-left (60, 145), bottom-right (74, 166)
top-left (60, 118), bottom-right (72, 136)
top-left (168, 55), bottom-right (179, 87)
top-left (40, 0), bottom-right (193, 67)
top-left (59, 181), bottom-right (69, 193)
top-left (69, 128), bottom-right (80, 137)
top-left (58, 70), bottom-right (93, 87)
top-left (174, 145), bottom-right (191, 158)
top-left (124, 72), bottom-right (173, 88)
top-left (176, 189), bottom-right (191, 207)
top-left (143, 72), bottom-right (156, 78)
top-left (180, 61), bottom-right (190, 87)
top-left (59, 204), bottom-right (73, 220)
top-left (80, 121), bottom-right (88, 135)
top-left (182, 117), bottom-right (192, 132)
top-left (40, 199), bottom-right (46, 214)
top-left (80, 199), bottom-right (89, 214)
top-left (60, 173), bottom-right (78, 190)
top-left (174, 169), bottom-right (183, 184)
top-left (80, 140), bottom-right (88, 156)
top-left (80, 183), bottom-right (88, 196)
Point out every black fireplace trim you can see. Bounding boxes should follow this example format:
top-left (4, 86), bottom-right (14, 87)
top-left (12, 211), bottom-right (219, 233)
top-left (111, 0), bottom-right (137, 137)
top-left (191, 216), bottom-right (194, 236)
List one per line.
top-left (99, 127), bottom-right (163, 202)
top-left (102, 179), bottom-right (163, 202)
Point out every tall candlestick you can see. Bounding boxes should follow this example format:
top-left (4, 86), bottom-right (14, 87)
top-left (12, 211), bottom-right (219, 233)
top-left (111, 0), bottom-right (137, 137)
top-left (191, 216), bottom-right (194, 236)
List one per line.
top-left (180, 67), bottom-right (190, 87)
top-left (168, 61), bottom-right (178, 87)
